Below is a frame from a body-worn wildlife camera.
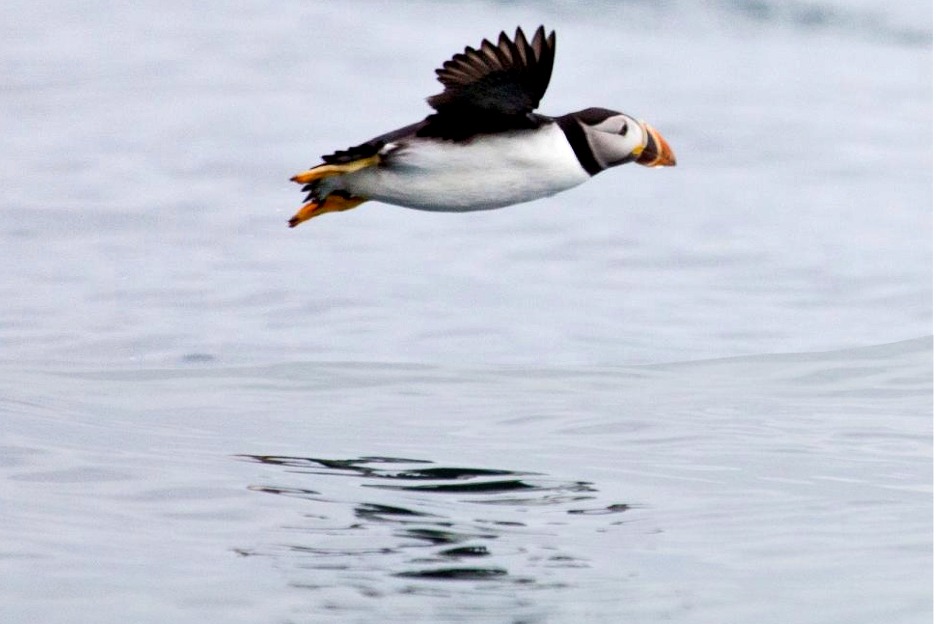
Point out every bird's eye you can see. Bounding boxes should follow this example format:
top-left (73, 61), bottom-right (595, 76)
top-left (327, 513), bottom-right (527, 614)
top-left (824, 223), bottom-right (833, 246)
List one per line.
top-left (619, 124), bottom-right (628, 136)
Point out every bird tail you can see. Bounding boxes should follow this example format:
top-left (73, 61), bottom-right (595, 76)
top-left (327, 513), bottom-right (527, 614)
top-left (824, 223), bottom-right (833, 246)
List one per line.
top-left (287, 155), bottom-right (378, 227)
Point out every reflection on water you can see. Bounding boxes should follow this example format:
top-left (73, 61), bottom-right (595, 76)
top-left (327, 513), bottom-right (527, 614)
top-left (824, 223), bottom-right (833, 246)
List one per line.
top-left (238, 455), bottom-right (631, 586)
top-left (0, 340), bottom-right (928, 623)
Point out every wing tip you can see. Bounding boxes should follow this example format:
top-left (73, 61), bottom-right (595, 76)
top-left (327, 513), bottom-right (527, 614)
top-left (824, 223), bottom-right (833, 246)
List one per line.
top-left (427, 25), bottom-right (557, 116)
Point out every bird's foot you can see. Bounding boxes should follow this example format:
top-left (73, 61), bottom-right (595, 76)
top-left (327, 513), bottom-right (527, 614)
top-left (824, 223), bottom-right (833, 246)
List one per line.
top-left (288, 193), bottom-right (367, 228)
top-left (290, 155), bottom-right (380, 184)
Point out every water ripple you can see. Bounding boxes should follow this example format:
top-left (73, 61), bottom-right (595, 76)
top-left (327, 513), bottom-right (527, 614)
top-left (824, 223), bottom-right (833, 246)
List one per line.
top-left (237, 455), bottom-right (634, 588)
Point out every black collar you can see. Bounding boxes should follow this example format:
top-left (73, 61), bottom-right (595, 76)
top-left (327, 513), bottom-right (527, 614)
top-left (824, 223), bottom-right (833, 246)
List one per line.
top-left (555, 114), bottom-right (603, 176)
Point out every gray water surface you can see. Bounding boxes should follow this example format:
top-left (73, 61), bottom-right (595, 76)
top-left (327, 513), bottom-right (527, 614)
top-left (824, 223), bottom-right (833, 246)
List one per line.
top-left (2, 339), bottom-right (931, 623)
top-left (0, 1), bottom-right (932, 623)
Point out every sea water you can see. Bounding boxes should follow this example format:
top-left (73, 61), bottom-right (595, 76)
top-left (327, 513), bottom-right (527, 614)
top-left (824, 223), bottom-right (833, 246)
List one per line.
top-left (0, 1), bottom-right (931, 622)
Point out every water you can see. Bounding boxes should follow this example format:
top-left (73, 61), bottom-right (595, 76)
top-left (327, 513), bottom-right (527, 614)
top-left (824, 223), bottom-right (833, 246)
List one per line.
top-left (0, 1), bottom-right (931, 623)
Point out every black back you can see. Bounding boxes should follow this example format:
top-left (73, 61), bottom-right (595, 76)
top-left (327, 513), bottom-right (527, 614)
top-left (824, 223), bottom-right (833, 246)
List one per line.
top-left (319, 26), bottom-right (557, 162)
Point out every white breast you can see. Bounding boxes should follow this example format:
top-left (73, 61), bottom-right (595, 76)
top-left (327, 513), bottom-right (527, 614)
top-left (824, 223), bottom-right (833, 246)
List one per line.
top-left (342, 123), bottom-right (590, 212)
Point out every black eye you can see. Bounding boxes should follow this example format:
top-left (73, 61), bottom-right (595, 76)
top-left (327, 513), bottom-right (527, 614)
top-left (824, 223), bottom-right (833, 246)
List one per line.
top-left (619, 124), bottom-right (628, 136)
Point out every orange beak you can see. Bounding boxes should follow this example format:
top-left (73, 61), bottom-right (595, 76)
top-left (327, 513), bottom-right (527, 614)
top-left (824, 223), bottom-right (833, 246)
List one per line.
top-left (636, 123), bottom-right (676, 167)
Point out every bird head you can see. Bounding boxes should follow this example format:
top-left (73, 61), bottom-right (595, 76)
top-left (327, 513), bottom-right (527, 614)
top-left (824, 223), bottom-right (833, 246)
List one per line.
top-left (573, 108), bottom-right (676, 170)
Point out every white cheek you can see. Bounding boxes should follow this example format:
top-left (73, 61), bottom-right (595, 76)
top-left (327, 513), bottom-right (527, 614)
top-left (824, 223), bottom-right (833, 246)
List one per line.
top-left (636, 122), bottom-right (649, 148)
top-left (624, 130), bottom-right (642, 154)
top-left (589, 132), bottom-right (640, 163)
top-left (595, 119), bottom-right (626, 134)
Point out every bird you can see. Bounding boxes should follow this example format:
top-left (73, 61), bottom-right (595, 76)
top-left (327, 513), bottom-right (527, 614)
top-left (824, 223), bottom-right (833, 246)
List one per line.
top-left (288, 26), bottom-right (675, 228)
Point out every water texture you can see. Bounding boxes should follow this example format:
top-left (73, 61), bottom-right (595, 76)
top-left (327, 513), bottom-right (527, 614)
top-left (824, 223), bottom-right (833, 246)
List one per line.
top-left (0, 1), bottom-right (931, 623)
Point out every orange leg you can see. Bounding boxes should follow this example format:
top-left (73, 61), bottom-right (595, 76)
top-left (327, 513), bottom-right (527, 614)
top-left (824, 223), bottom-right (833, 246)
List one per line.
top-left (288, 193), bottom-right (368, 228)
top-left (290, 155), bottom-right (380, 184)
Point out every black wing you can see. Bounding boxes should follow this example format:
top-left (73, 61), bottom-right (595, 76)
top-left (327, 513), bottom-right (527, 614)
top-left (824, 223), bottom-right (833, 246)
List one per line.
top-left (421, 26), bottom-right (556, 140)
top-left (320, 121), bottom-right (426, 164)
top-left (320, 26), bottom-right (556, 161)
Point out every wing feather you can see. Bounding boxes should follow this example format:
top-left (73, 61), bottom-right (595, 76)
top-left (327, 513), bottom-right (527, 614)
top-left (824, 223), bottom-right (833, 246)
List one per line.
top-left (426, 26), bottom-right (556, 118)
top-left (319, 27), bottom-right (558, 153)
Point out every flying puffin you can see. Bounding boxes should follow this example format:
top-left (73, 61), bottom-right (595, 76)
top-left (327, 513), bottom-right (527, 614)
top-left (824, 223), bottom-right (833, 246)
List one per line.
top-left (288, 26), bottom-right (675, 228)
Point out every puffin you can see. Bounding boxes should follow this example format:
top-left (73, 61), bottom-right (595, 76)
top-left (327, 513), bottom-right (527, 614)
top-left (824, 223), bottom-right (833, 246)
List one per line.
top-left (288, 26), bottom-right (675, 228)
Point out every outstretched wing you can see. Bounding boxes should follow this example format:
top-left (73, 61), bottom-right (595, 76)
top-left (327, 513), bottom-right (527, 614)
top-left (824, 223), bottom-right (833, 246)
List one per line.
top-left (421, 26), bottom-right (556, 139)
top-left (313, 26), bottom-right (557, 165)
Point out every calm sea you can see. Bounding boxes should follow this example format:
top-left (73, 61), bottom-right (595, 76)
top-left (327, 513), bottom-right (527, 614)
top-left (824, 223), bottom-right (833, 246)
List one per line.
top-left (1, 1), bottom-right (931, 622)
